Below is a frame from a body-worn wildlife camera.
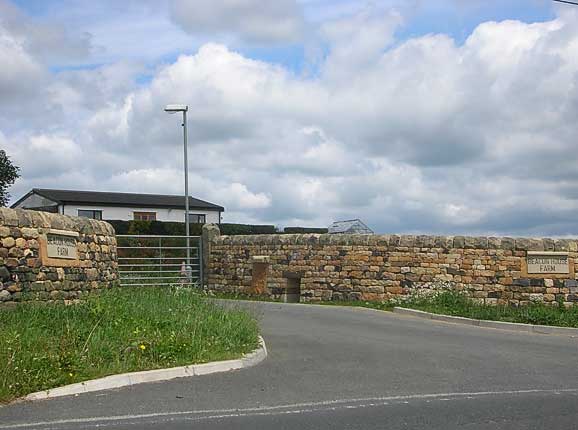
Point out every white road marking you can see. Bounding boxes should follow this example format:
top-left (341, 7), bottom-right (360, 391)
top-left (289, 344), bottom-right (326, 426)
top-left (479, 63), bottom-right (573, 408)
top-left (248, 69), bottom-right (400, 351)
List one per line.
top-left (2, 388), bottom-right (578, 429)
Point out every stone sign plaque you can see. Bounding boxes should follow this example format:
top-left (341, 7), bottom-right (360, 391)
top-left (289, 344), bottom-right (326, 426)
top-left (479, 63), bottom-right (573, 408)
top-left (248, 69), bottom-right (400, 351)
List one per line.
top-left (526, 252), bottom-right (569, 274)
top-left (39, 229), bottom-right (80, 267)
top-left (46, 233), bottom-right (77, 259)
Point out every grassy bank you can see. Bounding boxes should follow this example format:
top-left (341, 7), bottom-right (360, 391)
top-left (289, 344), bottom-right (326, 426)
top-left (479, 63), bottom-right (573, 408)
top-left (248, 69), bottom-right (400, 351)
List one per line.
top-left (0, 287), bottom-right (259, 403)
top-left (208, 290), bottom-right (578, 327)
top-left (323, 291), bottom-right (578, 327)
top-left (401, 291), bottom-right (578, 327)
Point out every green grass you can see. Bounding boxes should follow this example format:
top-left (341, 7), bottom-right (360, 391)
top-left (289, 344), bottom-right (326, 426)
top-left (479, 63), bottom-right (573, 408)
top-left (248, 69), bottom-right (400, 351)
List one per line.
top-left (400, 291), bottom-right (578, 327)
top-left (204, 291), bottom-right (281, 303)
top-left (205, 291), bottom-right (394, 310)
top-left (0, 287), bottom-right (259, 403)
top-left (209, 289), bottom-right (578, 328)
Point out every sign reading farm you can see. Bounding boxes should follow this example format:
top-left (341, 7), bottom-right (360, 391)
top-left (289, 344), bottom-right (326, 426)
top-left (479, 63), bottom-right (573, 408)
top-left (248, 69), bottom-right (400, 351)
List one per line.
top-left (39, 229), bottom-right (80, 267)
top-left (46, 233), bottom-right (77, 260)
top-left (526, 252), bottom-right (569, 274)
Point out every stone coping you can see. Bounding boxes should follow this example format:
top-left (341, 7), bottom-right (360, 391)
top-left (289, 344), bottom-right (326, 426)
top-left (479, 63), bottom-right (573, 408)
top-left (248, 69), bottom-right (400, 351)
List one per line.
top-left (0, 208), bottom-right (114, 236)
top-left (23, 336), bottom-right (267, 401)
top-left (393, 308), bottom-right (578, 336)
top-left (213, 233), bottom-right (578, 251)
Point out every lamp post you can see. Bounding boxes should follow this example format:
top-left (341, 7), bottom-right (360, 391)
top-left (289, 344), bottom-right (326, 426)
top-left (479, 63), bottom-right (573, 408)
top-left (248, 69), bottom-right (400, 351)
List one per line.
top-left (164, 104), bottom-right (191, 279)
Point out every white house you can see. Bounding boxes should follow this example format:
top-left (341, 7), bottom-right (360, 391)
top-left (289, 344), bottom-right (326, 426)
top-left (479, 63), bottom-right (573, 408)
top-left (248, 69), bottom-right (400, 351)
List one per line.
top-left (11, 189), bottom-right (224, 224)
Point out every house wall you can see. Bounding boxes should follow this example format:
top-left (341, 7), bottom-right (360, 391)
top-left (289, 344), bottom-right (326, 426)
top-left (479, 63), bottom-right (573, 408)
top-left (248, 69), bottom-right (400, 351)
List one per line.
top-left (204, 228), bottom-right (578, 307)
top-left (62, 205), bottom-right (220, 223)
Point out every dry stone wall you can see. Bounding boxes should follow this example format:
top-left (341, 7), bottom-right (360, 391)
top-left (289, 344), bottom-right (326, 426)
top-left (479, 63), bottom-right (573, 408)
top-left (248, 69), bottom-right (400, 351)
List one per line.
top-left (204, 227), bottom-right (578, 306)
top-left (0, 208), bottom-right (118, 306)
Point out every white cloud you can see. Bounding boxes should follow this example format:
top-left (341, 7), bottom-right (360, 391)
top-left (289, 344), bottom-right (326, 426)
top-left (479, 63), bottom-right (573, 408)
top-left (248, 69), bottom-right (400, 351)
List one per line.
top-left (169, 0), bottom-right (306, 44)
top-left (0, 0), bottom-right (92, 64)
top-left (320, 4), bottom-right (402, 82)
top-left (4, 3), bottom-right (578, 236)
top-left (107, 168), bottom-right (269, 212)
top-left (0, 28), bottom-right (44, 102)
top-left (220, 183), bottom-right (271, 210)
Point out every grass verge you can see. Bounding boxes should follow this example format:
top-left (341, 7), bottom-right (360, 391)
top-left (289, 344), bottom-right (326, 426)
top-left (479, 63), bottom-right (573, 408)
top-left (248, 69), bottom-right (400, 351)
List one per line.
top-left (209, 290), bottom-right (578, 327)
top-left (206, 291), bottom-right (395, 310)
top-left (400, 291), bottom-right (578, 327)
top-left (0, 287), bottom-right (259, 403)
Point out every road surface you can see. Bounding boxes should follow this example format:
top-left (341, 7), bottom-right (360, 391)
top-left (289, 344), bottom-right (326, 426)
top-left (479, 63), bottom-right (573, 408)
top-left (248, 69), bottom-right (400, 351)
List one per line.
top-left (1, 301), bottom-right (577, 429)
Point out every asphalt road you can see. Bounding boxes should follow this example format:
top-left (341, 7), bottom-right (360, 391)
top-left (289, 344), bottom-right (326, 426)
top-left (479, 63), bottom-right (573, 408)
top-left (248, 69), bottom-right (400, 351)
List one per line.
top-left (1, 301), bottom-right (578, 429)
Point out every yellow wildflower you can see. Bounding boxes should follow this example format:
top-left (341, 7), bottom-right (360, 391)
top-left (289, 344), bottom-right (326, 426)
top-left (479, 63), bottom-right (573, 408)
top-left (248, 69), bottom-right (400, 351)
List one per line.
top-left (139, 344), bottom-right (146, 351)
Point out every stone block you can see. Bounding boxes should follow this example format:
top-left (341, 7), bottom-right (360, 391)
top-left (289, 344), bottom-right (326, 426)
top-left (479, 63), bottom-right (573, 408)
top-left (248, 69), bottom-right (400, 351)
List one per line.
top-left (527, 239), bottom-right (545, 251)
top-left (8, 247), bottom-right (23, 258)
top-left (1, 209), bottom-right (18, 227)
top-left (21, 228), bottom-right (39, 239)
top-left (5, 258), bottom-right (18, 268)
top-left (0, 226), bottom-right (10, 238)
top-left (488, 237), bottom-right (501, 249)
top-left (554, 240), bottom-right (570, 252)
top-left (0, 266), bottom-right (10, 281)
top-left (453, 236), bottom-right (465, 248)
top-left (1, 237), bottom-right (15, 248)
top-left (500, 238), bottom-right (515, 250)
top-left (0, 290), bottom-right (11, 301)
top-left (399, 235), bottom-right (416, 247)
top-left (529, 293), bottom-right (543, 302)
top-left (513, 278), bottom-right (530, 287)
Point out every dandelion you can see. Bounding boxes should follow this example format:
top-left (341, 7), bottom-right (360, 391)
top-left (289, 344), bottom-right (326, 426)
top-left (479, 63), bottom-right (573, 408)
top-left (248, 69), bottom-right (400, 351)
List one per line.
top-left (139, 344), bottom-right (146, 351)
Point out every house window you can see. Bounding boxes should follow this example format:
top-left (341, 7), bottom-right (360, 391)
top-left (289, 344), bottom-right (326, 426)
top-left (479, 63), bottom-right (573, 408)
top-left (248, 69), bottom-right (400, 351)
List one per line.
top-left (134, 212), bottom-right (157, 221)
top-left (78, 210), bottom-right (102, 220)
top-left (187, 214), bottom-right (206, 224)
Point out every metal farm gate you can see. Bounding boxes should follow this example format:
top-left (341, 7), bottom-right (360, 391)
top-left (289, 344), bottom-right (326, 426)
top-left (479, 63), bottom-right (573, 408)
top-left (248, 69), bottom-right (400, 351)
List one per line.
top-left (117, 235), bottom-right (202, 287)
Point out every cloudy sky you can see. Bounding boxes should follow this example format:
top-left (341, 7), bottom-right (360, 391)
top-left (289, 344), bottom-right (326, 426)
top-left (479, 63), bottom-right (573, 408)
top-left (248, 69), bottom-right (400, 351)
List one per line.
top-left (1, 0), bottom-right (578, 235)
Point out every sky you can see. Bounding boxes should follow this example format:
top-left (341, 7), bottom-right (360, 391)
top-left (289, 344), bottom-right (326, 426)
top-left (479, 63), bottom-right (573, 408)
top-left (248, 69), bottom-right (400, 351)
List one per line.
top-left (1, 0), bottom-right (578, 236)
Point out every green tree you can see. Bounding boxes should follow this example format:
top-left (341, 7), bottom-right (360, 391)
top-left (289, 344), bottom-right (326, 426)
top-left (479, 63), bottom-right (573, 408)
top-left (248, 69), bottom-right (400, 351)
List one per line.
top-left (0, 150), bottom-right (20, 207)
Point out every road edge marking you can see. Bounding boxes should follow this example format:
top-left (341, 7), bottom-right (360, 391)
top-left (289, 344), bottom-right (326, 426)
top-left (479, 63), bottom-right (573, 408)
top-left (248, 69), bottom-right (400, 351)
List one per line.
top-left (3, 388), bottom-right (578, 429)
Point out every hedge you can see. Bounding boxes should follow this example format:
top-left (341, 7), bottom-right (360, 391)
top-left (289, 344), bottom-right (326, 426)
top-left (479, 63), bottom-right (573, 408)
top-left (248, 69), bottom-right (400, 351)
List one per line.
top-left (107, 220), bottom-right (278, 236)
top-left (282, 227), bottom-right (329, 234)
top-left (107, 221), bottom-right (329, 236)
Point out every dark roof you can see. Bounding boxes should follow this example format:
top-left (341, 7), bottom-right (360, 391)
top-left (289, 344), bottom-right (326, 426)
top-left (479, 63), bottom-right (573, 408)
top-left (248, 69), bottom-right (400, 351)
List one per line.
top-left (12, 189), bottom-right (224, 211)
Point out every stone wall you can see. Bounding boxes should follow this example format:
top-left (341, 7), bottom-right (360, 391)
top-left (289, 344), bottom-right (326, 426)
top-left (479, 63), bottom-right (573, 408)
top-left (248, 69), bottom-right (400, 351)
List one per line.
top-left (204, 226), bottom-right (578, 306)
top-left (0, 208), bottom-right (118, 306)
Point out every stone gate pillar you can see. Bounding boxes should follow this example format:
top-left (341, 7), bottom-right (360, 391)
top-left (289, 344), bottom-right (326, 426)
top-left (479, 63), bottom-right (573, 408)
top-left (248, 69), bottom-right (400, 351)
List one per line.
top-left (201, 223), bottom-right (220, 288)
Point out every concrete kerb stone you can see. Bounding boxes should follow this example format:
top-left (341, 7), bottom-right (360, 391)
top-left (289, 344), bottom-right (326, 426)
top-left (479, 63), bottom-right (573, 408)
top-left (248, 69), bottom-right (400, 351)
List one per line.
top-left (393, 307), bottom-right (578, 337)
top-left (24, 336), bottom-right (267, 401)
top-left (391, 307), bottom-right (434, 319)
top-left (477, 319), bottom-right (530, 333)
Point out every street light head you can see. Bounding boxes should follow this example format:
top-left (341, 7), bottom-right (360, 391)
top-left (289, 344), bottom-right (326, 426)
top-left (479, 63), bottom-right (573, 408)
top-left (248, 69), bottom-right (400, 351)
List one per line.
top-left (164, 104), bottom-right (188, 112)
